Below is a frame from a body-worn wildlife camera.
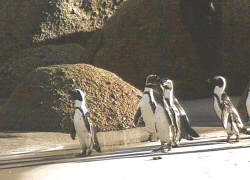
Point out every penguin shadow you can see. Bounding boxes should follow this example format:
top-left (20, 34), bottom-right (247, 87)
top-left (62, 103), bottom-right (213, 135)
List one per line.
top-left (0, 147), bottom-right (79, 167)
top-left (180, 135), bottom-right (250, 148)
top-left (1, 141), bottom-right (250, 169)
top-left (0, 134), bottom-right (20, 139)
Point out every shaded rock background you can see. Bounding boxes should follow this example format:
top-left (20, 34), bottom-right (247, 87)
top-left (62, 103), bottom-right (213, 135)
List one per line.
top-left (0, 0), bottom-right (248, 98)
top-left (86, 0), bottom-right (205, 98)
top-left (0, 0), bottom-right (249, 131)
top-left (0, 64), bottom-right (141, 132)
top-left (218, 0), bottom-right (249, 95)
top-left (0, 0), bottom-right (126, 62)
top-left (0, 44), bottom-right (88, 96)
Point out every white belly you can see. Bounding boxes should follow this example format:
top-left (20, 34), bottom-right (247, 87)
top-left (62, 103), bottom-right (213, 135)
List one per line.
top-left (222, 111), bottom-right (239, 135)
top-left (140, 95), bottom-right (156, 134)
top-left (155, 104), bottom-right (172, 143)
top-left (214, 97), bottom-right (222, 120)
top-left (246, 92), bottom-right (250, 120)
top-left (73, 110), bottom-right (92, 149)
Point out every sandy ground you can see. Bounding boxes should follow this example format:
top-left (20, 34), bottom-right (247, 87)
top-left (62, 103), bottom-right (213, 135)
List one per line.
top-left (0, 97), bottom-right (249, 179)
top-left (0, 130), bottom-right (250, 180)
top-left (0, 97), bottom-right (241, 155)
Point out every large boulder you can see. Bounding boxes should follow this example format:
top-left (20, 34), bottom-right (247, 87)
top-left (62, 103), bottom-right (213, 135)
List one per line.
top-left (86, 0), bottom-right (206, 98)
top-left (217, 0), bottom-right (249, 94)
top-left (0, 64), bottom-right (142, 132)
top-left (0, 0), bottom-right (126, 62)
top-left (0, 44), bottom-right (88, 97)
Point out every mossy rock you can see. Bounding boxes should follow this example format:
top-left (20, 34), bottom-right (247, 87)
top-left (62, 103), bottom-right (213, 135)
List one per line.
top-left (0, 0), bottom-right (126, 62)
top-left (86, 0), bottom-right (206, 98)
top-left (0, 64), bottom-right (142, 132)
top-left (0, 44), bottom-right (88, 97)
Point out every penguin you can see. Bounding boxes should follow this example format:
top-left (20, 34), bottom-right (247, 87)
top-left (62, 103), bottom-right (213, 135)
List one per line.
top-left (136, 74), bottom-right (161, 141)
top-left (173, 97), bottom-right (200, 140)
top-left (160, 78), bottom-right (199, 146)
top-left (237, 79), bottom-right (250, 122)
top-left (160, 79), bottom-right (181, 146)
top-left (208, 76), bottom-right (247, 142)
top-left (247, 83), bottom-right (250, 121)
top-left (70, 89), bottom-right (100, 156)
top-left (153, 81), bottom-right (174, 153)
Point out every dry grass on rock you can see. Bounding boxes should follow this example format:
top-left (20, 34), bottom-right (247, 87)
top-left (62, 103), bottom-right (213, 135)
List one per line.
top-left (0, 43), bottom-right (88, 97)
top-left (0, 64), bottom-right (142, 132)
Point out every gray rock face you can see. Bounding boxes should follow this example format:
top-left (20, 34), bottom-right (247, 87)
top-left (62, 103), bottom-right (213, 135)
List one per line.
top-left (0, 0), bottom-right (126, 61)
top-left (86, 0), bottom-right (205, 98)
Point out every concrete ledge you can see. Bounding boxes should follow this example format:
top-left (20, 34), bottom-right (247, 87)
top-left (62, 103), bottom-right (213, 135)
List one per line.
top-left (97, 127), bottom-right (150, 150)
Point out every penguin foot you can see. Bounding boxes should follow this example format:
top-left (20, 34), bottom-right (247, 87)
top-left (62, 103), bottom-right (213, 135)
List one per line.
top-left (152, 147), bottom-right (162, 153)
top-left (167, 144), bottom-right (172, 151)
top-left (75, 153), bottom-right (85, 157)
top-left (172, 141), bottom-right (180, 147)
top-left (86, 149), bottom-right (92, 156)
top-left (186, 136), bottom-right (194, 141)
top-left (152, 145), bottom-right (166, 153)
top-left (240, 127), bottom-right (248, 134)
top-left (93, 144), bottom-right (101, 153)
top-left (161, 149), bottom-right (169, 153)
top-left (235, 135), bottom-right (240, 142)
top-left (226, 136), bottom-right (231, 143)
top-left (80, 148), bottom-right (92, 156)
top-left (149, 133), bottom-right (158, 142)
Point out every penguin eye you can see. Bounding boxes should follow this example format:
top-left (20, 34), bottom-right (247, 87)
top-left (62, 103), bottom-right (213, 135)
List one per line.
top-left (216, 79), bottom-right (223, 87)
top-left (76, 91), bottom-right (83, 101)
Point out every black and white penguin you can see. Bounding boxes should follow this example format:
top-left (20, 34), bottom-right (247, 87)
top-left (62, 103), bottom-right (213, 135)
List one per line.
top-left (161, 78), bottom-right (199, 146)
top-left (153, 81), bottom-right (174, 152)
top-left (237, 79), bottom-right (250, 122)
top-left (160, 79), bottom-right (181, 146)
top-left (247, 84), bottom-right (250, 121)
top-left (70, 89), bottom-right (100, 155)
top-left (136, 74), bottom-right (161, 141)
top-left (208, 76), bottom-right (247, 142)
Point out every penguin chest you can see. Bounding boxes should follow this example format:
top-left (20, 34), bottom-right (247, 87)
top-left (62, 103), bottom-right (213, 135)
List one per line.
top-left (223, 113), bottom-right (239, 134)
top-left (73, 110), bottom-right (92, 147)
top-left (140, 95), bottom-right (155, 122)
top-left (155, 105), bottom-right (171, 141)
top-left (214, 98), bottom-right (222, 120)
top-left (246, 92), bottom-right (250, 120)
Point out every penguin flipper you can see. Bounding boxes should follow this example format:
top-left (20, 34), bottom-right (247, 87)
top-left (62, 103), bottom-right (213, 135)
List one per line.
top-left (84, 116), bottom-right (91, 132)
top-left (134, 108), bottom-right (142, 126)
top-left (181, 116), bottom-right (199, 138)
top-left (174, 97), bottom-right (186, 116)
top-left (92, 125), bottom-right (101, 152)
top-left (70, 122), bottom-right (76, 140)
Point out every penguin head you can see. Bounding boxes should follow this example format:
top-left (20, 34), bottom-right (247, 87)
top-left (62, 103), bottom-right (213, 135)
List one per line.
top-left (208, 76), bottom-right (226, 88)
top-left (145, 74), bottom-right (161, 87)
top-left (70, 89), bottom-right (86, 101)
top-left (161, 78), bottom-right (173, 90)
top-left (160, 78), bottom-right (174, 99)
